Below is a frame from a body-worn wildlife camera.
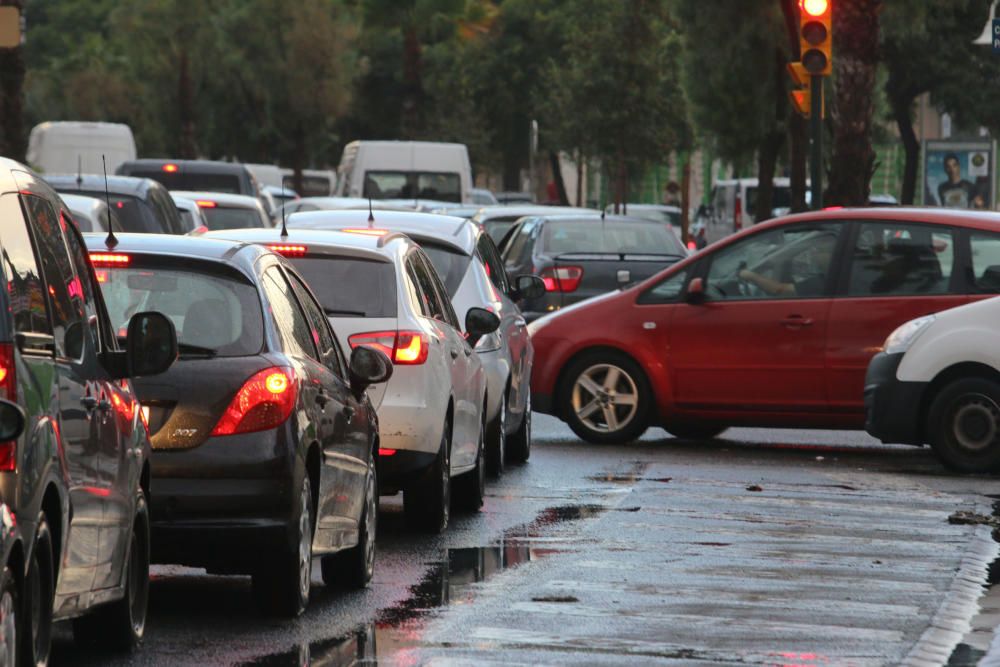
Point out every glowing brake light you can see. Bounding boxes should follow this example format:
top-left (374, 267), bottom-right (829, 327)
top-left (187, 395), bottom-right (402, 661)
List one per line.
top-left (211, 367), bottom-right (297, 436)
top-left (539, 266), bottom-right (583, 293)
top-left (348, 331), bottom-right (429, 365)
top-left (89, 253), bottom-right (131, 267)
top-left (0, 344), bottom-right (16, 471)
top-left (341, 228), bottom-right (389, 237)
top-left (195, 200), bottom-right (217, 208)
top-left (687, 240), bottom-right (696, 251)
top-left (162, 163), bottom-right (179, 173)
top-left (378, 448), bottom-right (397, 457)
top-left (268, 244), bottom-right (308, 257)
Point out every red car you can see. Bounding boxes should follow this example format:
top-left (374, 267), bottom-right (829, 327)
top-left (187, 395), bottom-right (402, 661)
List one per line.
top-left (529, 208), bottom-right (1000, 443)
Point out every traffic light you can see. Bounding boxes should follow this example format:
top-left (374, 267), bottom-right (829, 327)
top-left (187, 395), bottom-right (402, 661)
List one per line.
top-left (799, 0), bottom-right (832, 76)
top-left (787, 62), bottom-right (811, 117)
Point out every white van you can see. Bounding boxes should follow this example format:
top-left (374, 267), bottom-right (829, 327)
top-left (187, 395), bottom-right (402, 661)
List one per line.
top-left (27, 121), bottom-right (136, 175)
top-left (701, 178), bottom-right (802, 245)
top-left (335, 140), bottom-right (472, 204)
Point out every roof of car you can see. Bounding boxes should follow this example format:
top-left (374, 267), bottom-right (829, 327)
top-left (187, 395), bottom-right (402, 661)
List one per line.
top-left (472, 205), bottom-right (599, 221)
top-left (291, 196), bottom-right (418, 212)
top-left (171, 191), bottom-right (264, 210)
top-left (44, 173), bottom-right (158, 197)
top-left (201, 227), bottom-right (409, 264)
top-left (58, 193), bottom-right (108, 213)
top-left (82, 232), bottom-right (271, 277)
top-left (289, 209), bottom-right (476, 255)
top-left (120, 159), bottom-right (250, 175)
top-left (764, 206), bottom-right (1000, 230)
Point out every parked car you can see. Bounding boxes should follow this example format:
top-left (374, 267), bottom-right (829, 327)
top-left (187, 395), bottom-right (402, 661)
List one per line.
top-left (0, 159), bottom-right (177, 660)
top-left (170, 194), bottom-right (211, 234)
top-left (45, 173), bottom-right (187, 235)
top-left (502, 214), bottom-right (687, 322)
top-left (470, 188), bottom-right (498, 206)
top-left (472, 205), bottom-right (599, 245)
top-left (85, 233), bottom-right (391, 616)
top-left (203, 226), bottom-right (501, 531)
top-left (27, 120), bottom-right (136, 175)
top-left (528, 207), bottom-right (1000, 444)
top-left (865, 295), bottom-right (1000, 471)
top-left (59, 193), bottom-right (125, 234)
top-left (335, 141), bottom-right (473, 204)
top-left (288, 210), bottom-right (537, 476)
top-left (171, 191), bottom-right (272, 230)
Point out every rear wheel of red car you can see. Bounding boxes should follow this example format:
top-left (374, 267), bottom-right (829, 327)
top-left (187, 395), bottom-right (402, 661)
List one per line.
top-left (666, 424), bottom-right (728, 440)
top-left (928, 378), bottom-right (1000, 472)
top-left (22, 513), bottom-right (53, 666)
top-left (560, 351), bottom-right (651, 444)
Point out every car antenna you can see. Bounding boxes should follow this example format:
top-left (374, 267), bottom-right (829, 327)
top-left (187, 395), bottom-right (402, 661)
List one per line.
top-left (102, 155), bottom-right (118, 250)
top-left (280, 199), bottom-right (289, 238)
top-left (76, 155), bottom-right (82, 188)
top-left (368, 196), bottom-right (375, 228)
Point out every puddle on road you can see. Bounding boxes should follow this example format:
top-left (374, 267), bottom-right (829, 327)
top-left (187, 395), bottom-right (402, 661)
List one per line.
top-left (946, 499), bottom-right (1000, 666)
top-left (239, 503), bottom-right (607, 666)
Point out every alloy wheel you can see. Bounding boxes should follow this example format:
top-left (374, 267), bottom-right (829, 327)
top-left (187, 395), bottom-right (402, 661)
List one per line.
top-left (298, 481), bottom-right (313, 603)
top-left (572, 363), bottom-right (639, 433)
top-left (363, 466), bottom-right (377, 580)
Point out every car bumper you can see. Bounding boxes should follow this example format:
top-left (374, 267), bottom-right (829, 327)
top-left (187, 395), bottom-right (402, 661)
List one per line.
top-left (864, 352), bottom-right (927, 445)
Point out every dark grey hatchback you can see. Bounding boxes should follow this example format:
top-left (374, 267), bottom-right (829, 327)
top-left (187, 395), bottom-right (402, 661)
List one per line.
top-left (85, 233), bottom-right (391, 617)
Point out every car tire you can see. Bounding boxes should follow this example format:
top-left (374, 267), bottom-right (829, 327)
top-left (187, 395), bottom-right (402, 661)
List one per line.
top-left (485, 392), bottom-right (506, 476)
top-left (455, 415), bottom-right (486, 512)
top-left (559, 351), bottom-right (651, 444)
top-left (507, 387), bottom-right (532, 463)
top-left (0, 566), bottom-right (18, 667)
top-left (404, 420), bottom-right (451, 534)
top-left (321, 450), bottom-right (377, 589)
top-left (21, 513), bottom-right (53, 666)
top-left (927, 378), bottom-right (1000, 472)
top-left (666, 424), bottom-right (728, 440)
top-left (73, 491), bottom-right (150, 651)
top-left (253, 477), bottom-right (313, 617)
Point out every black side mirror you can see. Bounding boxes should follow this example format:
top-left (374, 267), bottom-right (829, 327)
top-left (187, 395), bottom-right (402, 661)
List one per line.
top-left (685, 277), bottom-right (706, 305)
top-left (513, 274), bottom-right (546, 301)
top-left (0, 399), bottom-right (26, 442)
top-left (127, 312), bottom-right (178, 377)
top-left (465, 307), bottom-right (500, 347)
top-left (349, 345), bottom-right (393, 400)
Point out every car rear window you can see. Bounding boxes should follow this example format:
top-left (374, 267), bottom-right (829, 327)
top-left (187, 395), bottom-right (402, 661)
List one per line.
top-left (97, 266), bottom-right (264, 357)
top-left (288, 257), bottom-right (397, 318)
top-left (363, 171), bottom-right (461, 203)
top-left (202, 206), bottom-right (265, 230)
top-left (67, 191), bottom-right (160, 233)
top-left (418, 243), bottom-right (471, 296)
top-left (128, 170), bottom-right (244, 195)
top-left (540, 220), bottom-right (686, 257)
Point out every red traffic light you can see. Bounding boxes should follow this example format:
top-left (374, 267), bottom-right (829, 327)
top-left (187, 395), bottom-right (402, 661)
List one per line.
top-left (800, 0), bottom-right (829, 17)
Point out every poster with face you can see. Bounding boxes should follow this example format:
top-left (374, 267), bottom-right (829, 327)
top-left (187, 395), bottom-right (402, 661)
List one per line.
top-left (923, 140), bottom-right (995, 210)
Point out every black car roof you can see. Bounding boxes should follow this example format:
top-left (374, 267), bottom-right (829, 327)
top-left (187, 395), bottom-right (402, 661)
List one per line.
top-left (44, 173), bottom-right (156, 198)
top-left (82, 232), bottom-right (271, 279)
top-left (120, 159), bottom-right (250, 176)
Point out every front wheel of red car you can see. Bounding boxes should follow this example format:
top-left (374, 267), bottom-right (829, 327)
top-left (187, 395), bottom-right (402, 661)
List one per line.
top-left (559, 351), bottom-right (651, 444)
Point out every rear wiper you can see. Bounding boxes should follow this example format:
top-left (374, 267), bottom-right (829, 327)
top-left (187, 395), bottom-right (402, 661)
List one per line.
top-left (323, 308), bottom-right (367, 317)
top-left (178, 343), bottom-right (217, 358)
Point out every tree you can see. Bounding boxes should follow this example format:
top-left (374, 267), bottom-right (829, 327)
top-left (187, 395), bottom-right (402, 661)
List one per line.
top-left (826, 0), bottom-right (881, 207)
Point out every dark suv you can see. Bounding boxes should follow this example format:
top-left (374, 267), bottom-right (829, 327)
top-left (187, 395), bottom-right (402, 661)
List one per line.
top-left (0, 159), bottom-right (177, 662)
top-left (116, 159), bottom-right (269, 214)
top-left (44, 174), bottom-right (187, 235)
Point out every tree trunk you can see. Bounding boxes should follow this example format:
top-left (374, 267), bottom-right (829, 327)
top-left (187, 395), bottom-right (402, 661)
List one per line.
top-left (401, 25), bottom-right (422, 139)
top-left (177, 50), bottom-right (198, 160)
top-left (754, 129), bottom-right (783, 223)
top-left (0, 0), bottom-right (25, 162)
top-left (575, 151), bottom-right (584, 206)
top-left (826, 0), bottom-right (881, 207)
top-left (788, 113), bottom-right (808, 211)
top-left (548, 151), bottom-right (569, 206)
top-left (889, 91), bottom-right (919, 205)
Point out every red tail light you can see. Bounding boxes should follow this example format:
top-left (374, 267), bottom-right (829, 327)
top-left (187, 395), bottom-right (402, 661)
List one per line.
top-left (539, 266), bottom-right (583, 292)
top-left (162, 163), bottom-right (179, 173)
top-left (211, 367), bottom-right (297, 436)
top-left (195, 200), bottom-right (217, 208)
top-left (89, 253), bottom-right (131, 267)
top-left (378, 448), bottom-right (397, 457)
top-left (268, 244), bottom-right (308, 257)
top-left (0, 344), bottom-right (16, 471)
top-left (348, 331), bottom-right (429, 365)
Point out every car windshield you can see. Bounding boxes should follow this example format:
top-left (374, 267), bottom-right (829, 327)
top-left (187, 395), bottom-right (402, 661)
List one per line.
top-left (419, 243), bottom-right (472, 296)
top-left (129, 170), bottom-right (243, 194)
top-left (202, 206), bottom-right (265, 230)
top-left (97, 266), bottom-right (264, 357)
top-left (70, 191), bottom-right (160, 233)
top-left (540, 220), bottom-right (686, 256)
top-left (288, 257), bottom-right (397, 317)
top-left (363, 171), bottom-right (461, 203)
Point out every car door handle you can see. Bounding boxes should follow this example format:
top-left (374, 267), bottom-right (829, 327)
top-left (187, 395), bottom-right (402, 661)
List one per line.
top-left (342, 405), bottom-right (355, 421)
top-left (315, 391), bottom-right (330, 408)
top-left (780, 315), bottom-right (814, 328)
top-left (450, 347), bottom-right (459, 359)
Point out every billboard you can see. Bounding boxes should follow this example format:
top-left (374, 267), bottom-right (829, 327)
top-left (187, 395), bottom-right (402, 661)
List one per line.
top-left (922, 140), bottom-right (995, 210)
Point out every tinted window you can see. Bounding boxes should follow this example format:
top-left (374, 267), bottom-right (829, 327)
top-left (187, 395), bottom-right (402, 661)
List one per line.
top-left (202, 206), bottom-right (266, 230)
top-left (64, 190), bottom-right (159, 233)
top-left (503, 219), bottom-right (538, 264)
top-left (282, 175), bottom-right (332, 197)
top-left (61, 216), bottom-right (103, 355)
top-left (128, 170), bottom-right (244, 195)
top-left (417, 252), bottom-right (460, 329)
top-left (541, 220), bottom-right (686, 257)
top-left (261, 267), bottom-right (316, 358)
top-left (364, 171), bottom-right (461, 203)
top-left (419, 243), bottom-right (471, 297)
top-left (477, 234), bottom-right (509, 293)
top-left (970, 232), bottom-right (1000, 292)
top-left (289, 257), bottom-right (397, 317)
top-left (99, 265), bottom-right (264, 356)
top-left (287, 271), bottom-right (344, 376)
top-left (847, 222), bottom-right (954, 296)
top-left (0, 194), bottom-right (51, 335)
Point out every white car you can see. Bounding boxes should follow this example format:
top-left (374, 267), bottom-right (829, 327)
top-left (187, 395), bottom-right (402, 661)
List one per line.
top-left (202, 227), bottom-right (499, 533)
top-left (865, 296), bottom-right (1000, 472)
top-left (289, 210), bottom-right (544, 474)
top-left (170, 193), bottom-right (211, 233)
top-left (172, 191), bottom-right (272, 231)
top-left (59, 193), bottom-right (124, 234)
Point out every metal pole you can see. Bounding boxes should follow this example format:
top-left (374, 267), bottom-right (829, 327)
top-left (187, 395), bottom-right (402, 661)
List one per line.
top-left (810, 74), bottom-right (823, 209)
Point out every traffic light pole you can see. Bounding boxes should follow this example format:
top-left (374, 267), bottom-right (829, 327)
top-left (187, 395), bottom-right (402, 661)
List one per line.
top-left (810, 74), bottom-right (823, 210)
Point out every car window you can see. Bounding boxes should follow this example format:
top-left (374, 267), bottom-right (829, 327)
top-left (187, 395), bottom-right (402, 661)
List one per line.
top-left (705, 223), bottom-right (841, 300)
top-left (61, 212), bottom-right (103, 352)
top-left (261, 267), bottom-right (316, 358)
top-left (417, 243), bottom-right (471, 297)
top-left (417, 251), bottom-right (460, 329)
top-left (0, 194), bottom-right (52, 337)
top-left (149, 186), bottom-right (183, 234)
top-left (129, 170), bottom-right (244, 194)
top-left (968, 232), bottom-right (1000, 292)
top-left (364, 171), bottom-right (461, 203)
top-left (638, 268), bottom-right (690, 304)
top-left (503, 219), bottom-right (538, 265)
top-left (846, 222), bottom-right (954, 296)
top-left (477, 234), bottom-right (509, 293)
top-left (407, 252), bottom-right (447, 321)
top-left (286, 270), bottom-right (345, 377)
top-left (540, 220), bottom-right (686, 257)
top-left (202, 206), bottom-right (268, 230)
top-left (289, 257), bottom-right (397, 317)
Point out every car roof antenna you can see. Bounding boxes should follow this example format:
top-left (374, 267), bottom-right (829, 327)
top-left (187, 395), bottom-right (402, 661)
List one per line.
top-left (102, 155), bottom-right (118, 250)
top-left (368, 196), bottom-right (375, 228)
top-left (76, 155), bottom-right (83, 188)
top-left (280, 199), bottom-right (289, 238)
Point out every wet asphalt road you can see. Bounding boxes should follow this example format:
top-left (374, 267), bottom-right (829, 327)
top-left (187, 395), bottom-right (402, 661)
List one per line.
top-left (52, 416), bottom-right (1000, 666)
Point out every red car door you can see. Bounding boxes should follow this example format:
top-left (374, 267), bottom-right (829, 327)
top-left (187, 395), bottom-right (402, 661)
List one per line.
top-left (826, 220), bottom-right (967, 420)
top-left (670, 221), bottom-right (843, 416)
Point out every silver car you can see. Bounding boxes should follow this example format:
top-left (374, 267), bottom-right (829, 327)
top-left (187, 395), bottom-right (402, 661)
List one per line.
top-left (289, 210), bottom-right (544, 474)
top-left (203, 227), bottom-right (499, 534)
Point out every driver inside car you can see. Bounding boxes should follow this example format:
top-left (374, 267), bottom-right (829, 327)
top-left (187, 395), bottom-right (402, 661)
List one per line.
top-left (737, 233), bottom-right (837, 298)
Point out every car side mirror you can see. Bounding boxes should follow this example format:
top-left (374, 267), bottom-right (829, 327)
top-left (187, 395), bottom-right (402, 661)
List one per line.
top-left (685, 277), bottom-right (706, 305)
top-left (513, 274), bottom-right (545, 301)
top-left (465, 307), bottom-right (500, 347)
top-left (0, 400), bottom-right (26, 442)
top-left (127, 312), bottom-right (178, 377)
top-left (349, 345), bottom-right (393, 400)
